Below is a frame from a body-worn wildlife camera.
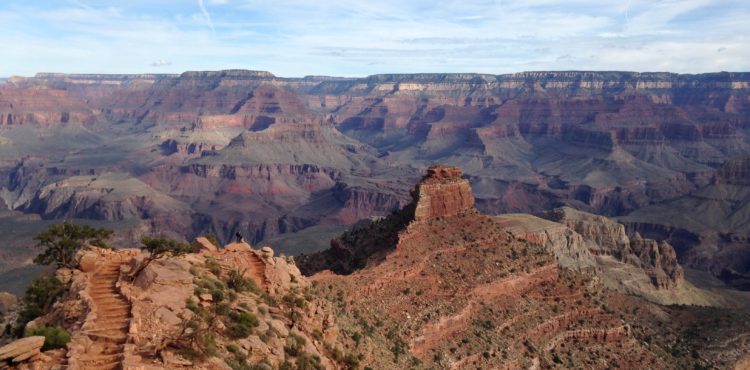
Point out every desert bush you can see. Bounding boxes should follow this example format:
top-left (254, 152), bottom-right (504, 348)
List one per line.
top-left (343, 353), bottom-right (360, 369)
top-left (130, 236), bottom-right (198, 279)
top-left (204, 256), bottom-right (222, 277)
top-left (284, 332), bottom-right (307, 357)
top-left (226, 268), bottom-right (261, 294)
top-left (26, 326), bottom-right (71, 350)
top-left (14, 276), bottom-right (65, 337)
top-left (297, 353), bottom-right (325, 370)
top-left (228, 311), bottom-right (259, 339)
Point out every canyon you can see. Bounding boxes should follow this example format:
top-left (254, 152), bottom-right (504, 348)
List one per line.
top-left (0, 70), bottom-right (749, 293)
top-left (4, 166), bottom-right (749, 369)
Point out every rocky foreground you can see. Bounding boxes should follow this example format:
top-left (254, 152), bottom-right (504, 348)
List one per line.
top-left (2, 166), bottom-right (749, 369)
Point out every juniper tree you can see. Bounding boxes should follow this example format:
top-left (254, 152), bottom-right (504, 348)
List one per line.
top-left (33, 222), bottom-right (113, 269)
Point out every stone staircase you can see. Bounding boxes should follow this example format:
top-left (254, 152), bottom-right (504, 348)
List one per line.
top-left (78, 260), bottom-right (131, 370)
top-left (248, 252), bottom-right (270, 291)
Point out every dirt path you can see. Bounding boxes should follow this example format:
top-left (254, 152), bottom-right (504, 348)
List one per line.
top-left (247, 252), bottom-right (270, 291)
top-left (79, 260), bottom-right (131, 370)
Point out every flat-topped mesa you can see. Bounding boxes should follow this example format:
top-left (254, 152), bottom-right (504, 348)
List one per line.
top-left (411, 166), bottom-right (475, 221)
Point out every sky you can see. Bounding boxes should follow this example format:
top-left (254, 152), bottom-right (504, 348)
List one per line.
top-left (0, 0), bottom-right (748, 77)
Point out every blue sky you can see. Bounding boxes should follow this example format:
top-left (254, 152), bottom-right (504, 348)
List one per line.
top-left (1, 0), bottom-right (748, 77)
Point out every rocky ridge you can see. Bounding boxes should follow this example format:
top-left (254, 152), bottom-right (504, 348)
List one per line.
top-left (300, 166), bottom-right (750, 368)
top-left (14, 239), bottom-right (351, 369)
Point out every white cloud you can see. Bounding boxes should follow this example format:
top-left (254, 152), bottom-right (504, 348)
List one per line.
top-left (0, 0), bottom-right (748, 76)
top-left (150, 59), bottom-right (172, 67)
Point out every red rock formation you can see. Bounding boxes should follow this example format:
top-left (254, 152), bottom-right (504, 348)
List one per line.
top-left (411, 166), bottom-right (475, 221)
top-left (303, 166), bottom-right (686, 369)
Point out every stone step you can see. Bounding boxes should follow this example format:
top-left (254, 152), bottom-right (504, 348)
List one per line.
top-left (86, 332), bottom-right (127, 344)
top-left (96, 305), bottom-right (130, 313)
top-left (94, 301), bottom-right (129, 308)
top-left (77, 361), bottom-right (120, 370)
top-left (90, 295), bottom-right (121, 301)
top-left (87, 323), bottom-right (130, 332)
top-left (97, 312), bottom-right (131, 320)
top-left (90, 287), bottom-right (118, 293)
top-left (80, 352), bottom-right (122, 361)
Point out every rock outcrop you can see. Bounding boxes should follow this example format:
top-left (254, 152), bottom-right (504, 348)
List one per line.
top-left (0, 336), bottom-right (44, 365)
top-left (26, 241), bottom-right (346, 370)
top-left (411, 166), bottom-right (475, 221)
top-left (298, 165), bottom-right (473, 275)
top-left (303, 166), bottom-right (721, 369)
top-left (544, 207), bottom-right (684, 289)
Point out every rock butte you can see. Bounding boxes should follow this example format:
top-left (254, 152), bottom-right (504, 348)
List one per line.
top-left (411, 166), bottom-right (475, 221)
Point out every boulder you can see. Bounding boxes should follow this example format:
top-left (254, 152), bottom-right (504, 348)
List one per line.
top-left (224, 242), bottom-right (252, 252)
top-left (194, 237), bottom-right (219, 253)
top-left (78, 252), bottom-right (99, 273)
top-left (0, 336), bottom-right (45, 363)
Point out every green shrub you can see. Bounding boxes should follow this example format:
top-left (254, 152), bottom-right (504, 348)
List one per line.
top-left (185, 298), bottom-right (200, 313)
top-left (343, 353), bottom-right (360, 369)
top-left (284, 333), bottom-right (307, 357)
top-left (390, 339), bottom-right (407, 361)
top-left (15, 276), bottom-right (65, 337)
top-left (283, 293), bottom-right (307, 309)
top-left (33, 222), bottom-right (112, 268)
top-left (26, 326), bottom-right (71, 351)
top-left (211, 289), bottom-right (225, 303)
top-left (297, 353), bottom-right (325, 370)
top-left (216, 303), bottom-right (232, 316)
top-left (228, 311), bottom-right (259, 339)
top-left (205, 257), bottom-right (222, 277)
top-left (227, 343), bottom-right (241, 354)
top-left (226, 268), bottom-right (261, 294)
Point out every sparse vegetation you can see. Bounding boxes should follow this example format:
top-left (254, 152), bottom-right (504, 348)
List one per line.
top-left (131, 236), bottom-right (198, 278)
top-left (228, 311), bottom-right (260, 339)
top-left (33, 222), bottom-right (113, 268)
top-left (26, 326), bottom-right (71, 351)
top-left (14, 276), bottom-right (65, 337)
top-left (226, 268), bottom-right (262, 294)
top-left (205, 256), bottom-right (222, 277)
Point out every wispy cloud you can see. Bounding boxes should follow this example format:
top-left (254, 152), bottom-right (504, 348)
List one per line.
top-left (197, 0), bottom-right (215, 35)
top-left (0, 0), bottom-right (748, 76)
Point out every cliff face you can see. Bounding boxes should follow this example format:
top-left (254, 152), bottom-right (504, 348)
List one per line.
top-left (544, 207), bottom-right (684, 290)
